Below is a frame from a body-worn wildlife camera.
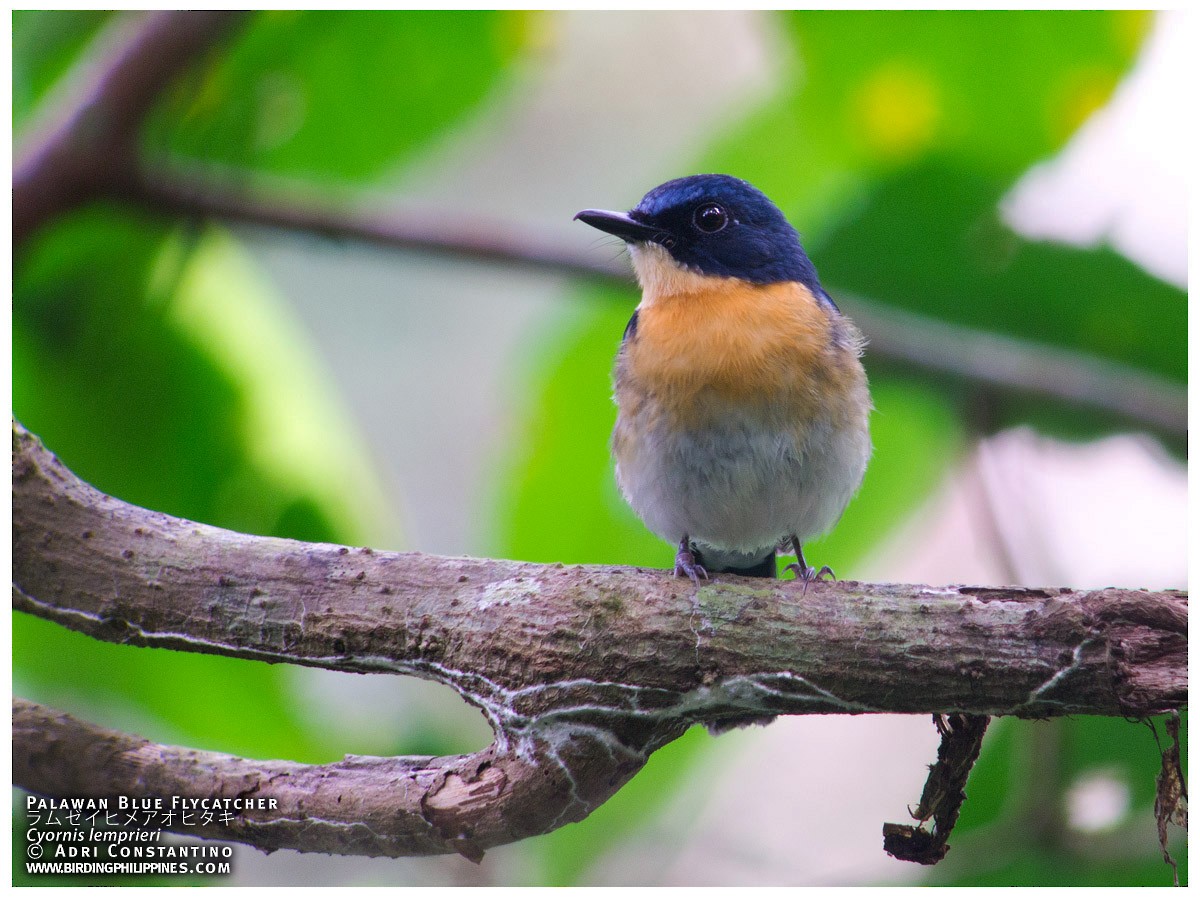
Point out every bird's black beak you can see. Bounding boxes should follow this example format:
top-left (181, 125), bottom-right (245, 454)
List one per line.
top-left (574, 209), bottom-right (668, 245)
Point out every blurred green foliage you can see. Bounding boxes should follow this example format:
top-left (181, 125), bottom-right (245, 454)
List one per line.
top-left (716, 11), bottom-right (1151, 226)
top-left (11, 10), bottom-right (114, 125)
top-left (711, 10), bottom-right (1182, 446)
top-left (12, 9), bottom-right (1185, 887)
top-left (144, 11), bottom-right (532, 183)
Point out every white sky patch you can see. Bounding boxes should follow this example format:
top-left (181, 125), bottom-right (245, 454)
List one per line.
top-left (1003, 10), bottom-right (1191, 287)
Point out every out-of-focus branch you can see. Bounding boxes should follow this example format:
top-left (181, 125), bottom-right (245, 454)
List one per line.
top-left (11, 10), bottom-right (1182, 439)
top-left (850, 297), bottom-right (1186, 439)
top-left (12, 420), bottom-right (1188, 857)
top-left (12, 10), bottom-right (244, 249)
top-left (131, 167), bottom-right (622, 276)
top-left (126, 169), bottom-right (1187, 441)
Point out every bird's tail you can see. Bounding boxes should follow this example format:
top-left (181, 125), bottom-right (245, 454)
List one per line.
top-left (693, 547), bottom-right (776, 578)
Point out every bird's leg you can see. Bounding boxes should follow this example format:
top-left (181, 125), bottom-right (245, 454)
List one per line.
top-left (673, 534), bottom-right (708, 585)
top-left (783, 535), bottom-right (834, 593)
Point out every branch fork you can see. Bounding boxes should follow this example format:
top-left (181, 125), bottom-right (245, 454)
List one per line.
top-left (11, 422), bottom-right (1188, 858)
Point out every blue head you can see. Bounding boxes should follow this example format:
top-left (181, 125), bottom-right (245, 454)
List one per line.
top-left (575, 174), bottom-right (825, 295)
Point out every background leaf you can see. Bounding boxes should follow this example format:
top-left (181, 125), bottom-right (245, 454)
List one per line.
top-left (12, 9), bottom-right (114, 130)
top-left (144, 10), bottom-right (534, 184)
top-left (711, 11), bottom-right (1150, 227)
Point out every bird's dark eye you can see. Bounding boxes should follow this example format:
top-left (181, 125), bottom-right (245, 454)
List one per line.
top-left (693, 203), bottom-right (728, 234)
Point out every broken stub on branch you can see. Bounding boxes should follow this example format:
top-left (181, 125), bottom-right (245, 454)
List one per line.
top-left (883, 713), bottom-right (990, 865)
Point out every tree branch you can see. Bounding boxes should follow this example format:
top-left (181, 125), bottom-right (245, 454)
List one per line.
top-left (11, 421), bottom-right (1187, 857)
top-left (124, 168), bottom-right (1187, 441)
top-left (13, 697), bottom-right (614, 862)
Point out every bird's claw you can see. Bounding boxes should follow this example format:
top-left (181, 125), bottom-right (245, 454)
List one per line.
top-left (674, 548), bottom-right (709, 585)
top-left (785, 562), bottom-right (835, 594)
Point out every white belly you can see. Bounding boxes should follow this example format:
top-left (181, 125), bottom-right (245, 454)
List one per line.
top-left (613, 402), bottom-right (870, 561)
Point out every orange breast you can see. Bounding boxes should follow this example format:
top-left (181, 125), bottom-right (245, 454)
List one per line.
top-left (620, 279), bottom-right (862, 429)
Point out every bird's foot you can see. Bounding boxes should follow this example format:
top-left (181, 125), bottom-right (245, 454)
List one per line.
top-left (674, 537), bottom-right (709, 585)
top-left (783, 536), bottom-right (834, 595)
top-left (784, 562), bottom-right (836, 590)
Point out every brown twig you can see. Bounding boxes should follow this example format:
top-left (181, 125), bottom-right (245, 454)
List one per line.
top-left (1155, 712), bottom-right (1188, 886)
top-left (883, 714), bottom-right (991, 864)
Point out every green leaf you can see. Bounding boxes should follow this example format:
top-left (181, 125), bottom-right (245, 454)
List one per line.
top-left (145, 10), bottom-right (536, 183)
top-left (813, 163), bottom-right (1186, 386)
top-left (708, 12), bottom-right (1181, 448)
top-left (711, 11), bottom-right (1149, 229)
top-left (13, 206), bottom-right (394, 544)
top-left (14, 207), bottom-right (249, 527)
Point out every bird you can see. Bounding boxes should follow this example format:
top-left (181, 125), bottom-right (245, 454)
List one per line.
top-left (574, 174), bottom-right (871, 585)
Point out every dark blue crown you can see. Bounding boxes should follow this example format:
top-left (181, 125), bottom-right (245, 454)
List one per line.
top-left (629, 174), bottom-right (825, 294)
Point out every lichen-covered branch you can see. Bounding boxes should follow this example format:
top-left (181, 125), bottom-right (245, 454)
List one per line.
top-left (11, 421), bottom-right (1188, 857)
